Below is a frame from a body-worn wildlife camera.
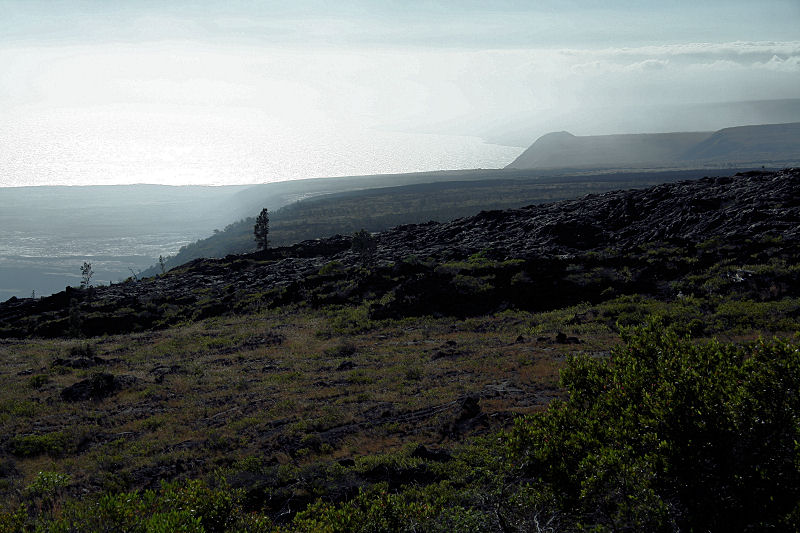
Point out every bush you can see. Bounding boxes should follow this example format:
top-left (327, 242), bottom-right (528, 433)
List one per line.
top-left (27, 375), bottom-right (49, 389)
top-left (49, 479), bottom-right (247, 533)
top-left (8, 432), bottom-right (71, 458)
top-left (508, 319), bottom-right (800, 531)
top-left (292, 483), bottom-right (435, 533)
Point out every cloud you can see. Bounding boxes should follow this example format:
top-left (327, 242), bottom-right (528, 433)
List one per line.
top-left (570, 58), bottom-right (669, 75)
top-left (623, 59), bottom-right (669, 72)
top-left (756, 55), bottom-right (800, 72)
top-left (585, 41), bottom-right (800, 58)
top-left (561, 41), bottom-right (800, 81)
top-left (686, 59), bottom-right (745, 72)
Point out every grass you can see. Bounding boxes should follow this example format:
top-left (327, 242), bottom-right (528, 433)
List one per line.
top-left (0, 305), bottom-right (576, 514)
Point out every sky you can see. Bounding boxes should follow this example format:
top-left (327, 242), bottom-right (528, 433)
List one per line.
top-left (1, 1), bottom-right (799, 186)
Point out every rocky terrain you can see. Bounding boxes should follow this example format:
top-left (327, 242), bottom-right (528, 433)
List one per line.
top-left (1, 168), bottom-right (798, 338)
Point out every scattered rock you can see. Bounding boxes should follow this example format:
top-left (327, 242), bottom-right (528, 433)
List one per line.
top-left (555, 332), bottom-right (580, 344)
top-left (484, 381), bottom-right (524, 395)
top-left (61, 373), bottom-right (135, 402)
top-left (336, 360), bottom-right (356, 371)
top-left (457, 394), bottom-right (481, 421)
top-left (409, 444), bottom-right (452, 462)
top-left (150, 364), bottom-right (184, 376)
top-left (432, 341), bottom-right (468, 360)
top-left (52, 356), bottom-right (106, 369)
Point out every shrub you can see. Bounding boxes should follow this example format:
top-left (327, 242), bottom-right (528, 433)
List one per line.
top-left (508, 319), bottom-right (800, 531)
top-left (27, 375), bottom-right (50, 389)
top-left (318, 261), bottom-right (344, 276)
top-left (8, 432), bottom-right (71, 458)
top-left (292, 483), bottom-right (435, 533)
top-left (24, 471), bottom-right (71, 518)
top-left (0, 505), bottom-right (26, 533)
top-left (324, 341), bottom-right (357, 358)
top-left (50, 479), bottom-right (243, 533)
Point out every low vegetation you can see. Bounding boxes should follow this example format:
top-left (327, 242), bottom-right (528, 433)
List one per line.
top-left (1, 317), bottom-right (797, 531)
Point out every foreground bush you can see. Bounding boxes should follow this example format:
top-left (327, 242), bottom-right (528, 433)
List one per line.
top-left (11, 479), bottom-right (271, 533)
top-left (509, 320), bottom-right (800, 531)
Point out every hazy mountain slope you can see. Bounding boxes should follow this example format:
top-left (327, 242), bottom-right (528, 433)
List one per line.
top-left (507, 122), bottom-right (800, 170)
top-left (681, 122), bottom-right (800, 163)
top-left (506, 131), bottom-right (711, 169)
top-left (485, 98), bottom-right (800, 146)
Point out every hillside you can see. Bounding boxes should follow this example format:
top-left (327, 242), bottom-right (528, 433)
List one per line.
top-left (506, 130), bottom-right (711, 169)
top-left (148, 167), bottom-right (752, 275)
top-left (507, 122), bottom-right (800, 170)
top-left (2, 168), bottom-right (799, 338)
top-left (1, 169), bottom-right (799, 531)
top-left (682, 122), bottom-right (800, 162)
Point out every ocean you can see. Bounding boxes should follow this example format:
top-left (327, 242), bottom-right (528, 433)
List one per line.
top-left (0, 115), bottom-right (521, 187)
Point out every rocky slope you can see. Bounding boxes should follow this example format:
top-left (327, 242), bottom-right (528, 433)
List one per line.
top-left (1, 169), bottom-right (799, 338)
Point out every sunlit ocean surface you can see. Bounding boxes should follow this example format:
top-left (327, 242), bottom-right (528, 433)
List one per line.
top-left (0, 110), bottom-right (522, 297)
top-left (0, 109), bottom-right (520, 187)
top-left (0, 232), bottom-right (198, 259)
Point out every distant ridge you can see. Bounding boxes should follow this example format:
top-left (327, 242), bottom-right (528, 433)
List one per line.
top-left (507, 122), bottom-right (800, 170)
top-left (682, 123), bottom-right (800, 163)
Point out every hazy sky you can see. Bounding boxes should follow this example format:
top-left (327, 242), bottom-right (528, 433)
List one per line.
top-left (1, 1), bottom-right (799, 186)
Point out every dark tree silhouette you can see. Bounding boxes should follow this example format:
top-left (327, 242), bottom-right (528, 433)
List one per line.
top-left (254, 208), bottom-right (270, 250)
top-left (80, 261), bottom-right (94, 288)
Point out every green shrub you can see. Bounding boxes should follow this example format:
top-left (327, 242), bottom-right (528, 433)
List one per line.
top-left (69, 343), bottom-right (95, 357)
top-left (24, 471), bottom-right (71, 499)
top-left (508, 319), bottom-right (800, 531)
top-left (319, 261), bottom-right (344, 276)
top-left (8, 432), bottom-right (71, 458)
top-left (0, 505), bottom-right (27, 533)
top-left (0, 399), bottom-right (39, 417)
top-left (50, 479), bottom-right (242, 533)
top-left (27, 375), bottom-right (50, 389)
top-left (324, 342), bottom-right (357, 358)
top-left (292, 483), bottom-right (435, 533)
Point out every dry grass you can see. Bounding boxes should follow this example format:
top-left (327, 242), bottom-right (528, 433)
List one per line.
top-left (0, 305), bottom-right (623, 508)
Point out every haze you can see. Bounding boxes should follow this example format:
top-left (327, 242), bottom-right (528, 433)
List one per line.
top-left (2, 0), bottom-right (799, 186)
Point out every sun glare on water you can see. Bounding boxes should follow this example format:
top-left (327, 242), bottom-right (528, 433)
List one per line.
top-left (0, 44), bottom-right (521, 187)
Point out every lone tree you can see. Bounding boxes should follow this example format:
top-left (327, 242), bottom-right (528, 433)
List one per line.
top-left (80, 261), bottom-right (94, 289)
top-left (254, 208), bottom-right (270, 250)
